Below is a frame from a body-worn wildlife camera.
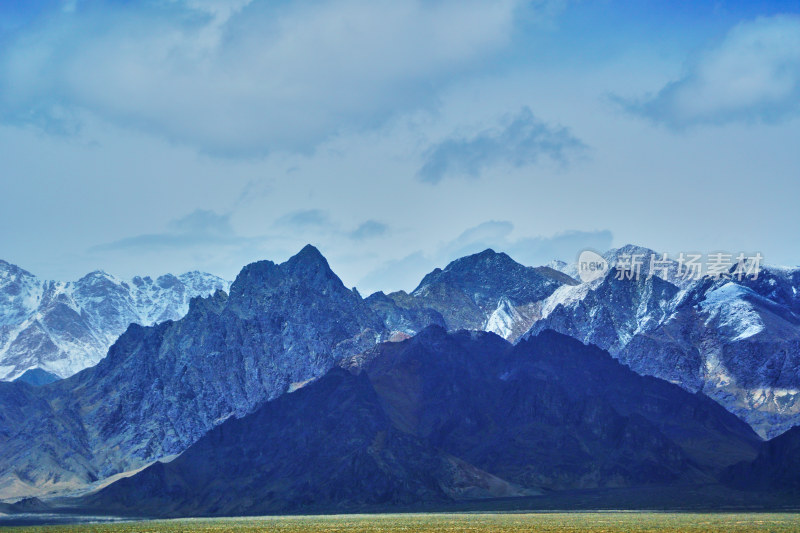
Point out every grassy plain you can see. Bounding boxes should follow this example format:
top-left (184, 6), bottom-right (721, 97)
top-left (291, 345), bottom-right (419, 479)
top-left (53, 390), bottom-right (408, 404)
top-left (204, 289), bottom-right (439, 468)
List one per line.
top-left (3, 512), bottom-right (800, 533)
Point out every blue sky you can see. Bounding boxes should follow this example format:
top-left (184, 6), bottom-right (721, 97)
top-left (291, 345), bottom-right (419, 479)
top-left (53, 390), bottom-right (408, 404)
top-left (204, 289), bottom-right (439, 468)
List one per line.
top-left (1, 0), bottom-right (799, 293)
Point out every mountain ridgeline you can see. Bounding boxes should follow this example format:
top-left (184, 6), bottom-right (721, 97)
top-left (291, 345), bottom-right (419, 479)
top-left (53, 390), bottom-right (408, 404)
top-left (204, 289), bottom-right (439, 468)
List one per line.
top-left (526, 246), bottom-right (800, 438)
top-left (366, 249), bottom-right (577, 342)
top-left (0, 244), bottom-right (798, 514)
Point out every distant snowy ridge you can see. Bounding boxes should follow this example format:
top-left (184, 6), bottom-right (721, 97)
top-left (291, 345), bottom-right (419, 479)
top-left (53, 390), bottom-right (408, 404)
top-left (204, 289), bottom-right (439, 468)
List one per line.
top-left (0, 260), bottom-right (230, 380)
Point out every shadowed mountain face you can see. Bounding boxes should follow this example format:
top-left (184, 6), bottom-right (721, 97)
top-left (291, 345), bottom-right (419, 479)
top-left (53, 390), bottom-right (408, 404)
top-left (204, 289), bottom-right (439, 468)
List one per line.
top-left (366, 249), bottom-right (575, 342)
top-left (0, 246), bottom-right (386, 499)
top-left (723, 426), bottom-right (800, 493)
top-left (85, 328), bottom-right (760, 517)
top-left (84, 367), bottom-right (532, 517)
top-left (352, 328), bottom-right (760, 485)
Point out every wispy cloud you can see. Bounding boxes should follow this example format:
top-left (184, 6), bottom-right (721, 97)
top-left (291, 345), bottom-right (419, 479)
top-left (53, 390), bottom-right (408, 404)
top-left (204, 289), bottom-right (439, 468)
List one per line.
top-left (357, 251), bottom-right (432, 296)
top-left (439, 221), bottom-right (613, 268)
top-left (418, 107), bottom-right (586, 184)
top-left (274, 209), bottom-right (331, 229)
top-left (349, 220), bottom-right (389, 240)
top-left (358, 221), bottom-right (612, 293)
top-left (0, 0), bottom-right (549, 155)
top-left (90, 209), bottom-right (248, 251)
top-left (619, 15), bottom-right (800, 128)
top-left (273, 212), bottom-right (391, 244)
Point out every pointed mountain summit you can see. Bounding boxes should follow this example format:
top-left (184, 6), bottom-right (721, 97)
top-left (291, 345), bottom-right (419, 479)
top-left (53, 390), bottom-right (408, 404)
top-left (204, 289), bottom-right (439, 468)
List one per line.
top-left (0, 246), bottom-right (387, 499)
top-left (287, 243), bottom-right (329, 266)
top-left (367, 249), bottom-right (575, 341)
top-left (412, 248), bottom-right (568, 309)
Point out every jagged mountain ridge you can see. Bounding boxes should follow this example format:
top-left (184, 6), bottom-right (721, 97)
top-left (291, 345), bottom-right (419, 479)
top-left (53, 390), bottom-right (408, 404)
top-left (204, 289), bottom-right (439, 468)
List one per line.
top-left (366, 249), bottom-right (577, 342)
top-left (83, 327), bottom-right (760, 517)
top-left (0, 260), bottom-right (229, 380)
top-left (0, 246), bottom-right (386, 500)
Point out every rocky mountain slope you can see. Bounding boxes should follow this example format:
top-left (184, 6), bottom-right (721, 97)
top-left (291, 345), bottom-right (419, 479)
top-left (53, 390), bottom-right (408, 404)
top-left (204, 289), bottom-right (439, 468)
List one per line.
top-left (0, 260), bottom-right (229, 380)
top-left (525, 246), bottom-right (800, 438)
top-left (0, 246), bottom-right (386, 500)
top-left (366, 249), bottom-right (577, 342)
top-left (83, 327), bottom-right (760, 517)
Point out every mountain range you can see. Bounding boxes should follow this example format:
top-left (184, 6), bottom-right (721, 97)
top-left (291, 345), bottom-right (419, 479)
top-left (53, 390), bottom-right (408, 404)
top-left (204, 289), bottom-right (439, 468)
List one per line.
top-left (0, 244), bottom-right (798, 515)
top-left (0, 260), bottom-right (229, 381)
top-left (0, 246), bottom-right (383, 499)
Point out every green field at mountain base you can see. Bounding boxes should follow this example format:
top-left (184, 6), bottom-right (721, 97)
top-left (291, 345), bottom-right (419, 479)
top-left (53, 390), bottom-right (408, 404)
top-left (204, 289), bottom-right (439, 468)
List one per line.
top-left (3, 512), bottom-right (800, 533)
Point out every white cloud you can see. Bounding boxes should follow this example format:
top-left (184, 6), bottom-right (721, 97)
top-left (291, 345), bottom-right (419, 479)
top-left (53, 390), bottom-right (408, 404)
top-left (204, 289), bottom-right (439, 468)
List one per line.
top-left (623, 15), bottom-right (800, 127)
top-left (274, 209), bottom-right (331, 229)
top-left (90, 209), bottom-right (245, 251)
top-left (418, 107), bottom-right (585, 183)
top-left (349, 220), bottom-right (389, 240)
top-left (0, 0), bottom-right (537, 155)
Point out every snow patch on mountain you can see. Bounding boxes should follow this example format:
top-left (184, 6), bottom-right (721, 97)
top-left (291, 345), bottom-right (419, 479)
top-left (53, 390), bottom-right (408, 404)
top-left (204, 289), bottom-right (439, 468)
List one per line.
top-left (700, 283), bottom-right (766, 341)
top-left (539, 278), bottom-right (597, 319)
top-left (484, 297), bottom-right (523, 339)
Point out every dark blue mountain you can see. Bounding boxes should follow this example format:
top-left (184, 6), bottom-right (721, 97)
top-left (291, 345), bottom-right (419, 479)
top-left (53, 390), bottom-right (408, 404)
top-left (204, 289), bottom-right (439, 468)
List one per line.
top-left (83, 327), bottom-right (760, 516)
